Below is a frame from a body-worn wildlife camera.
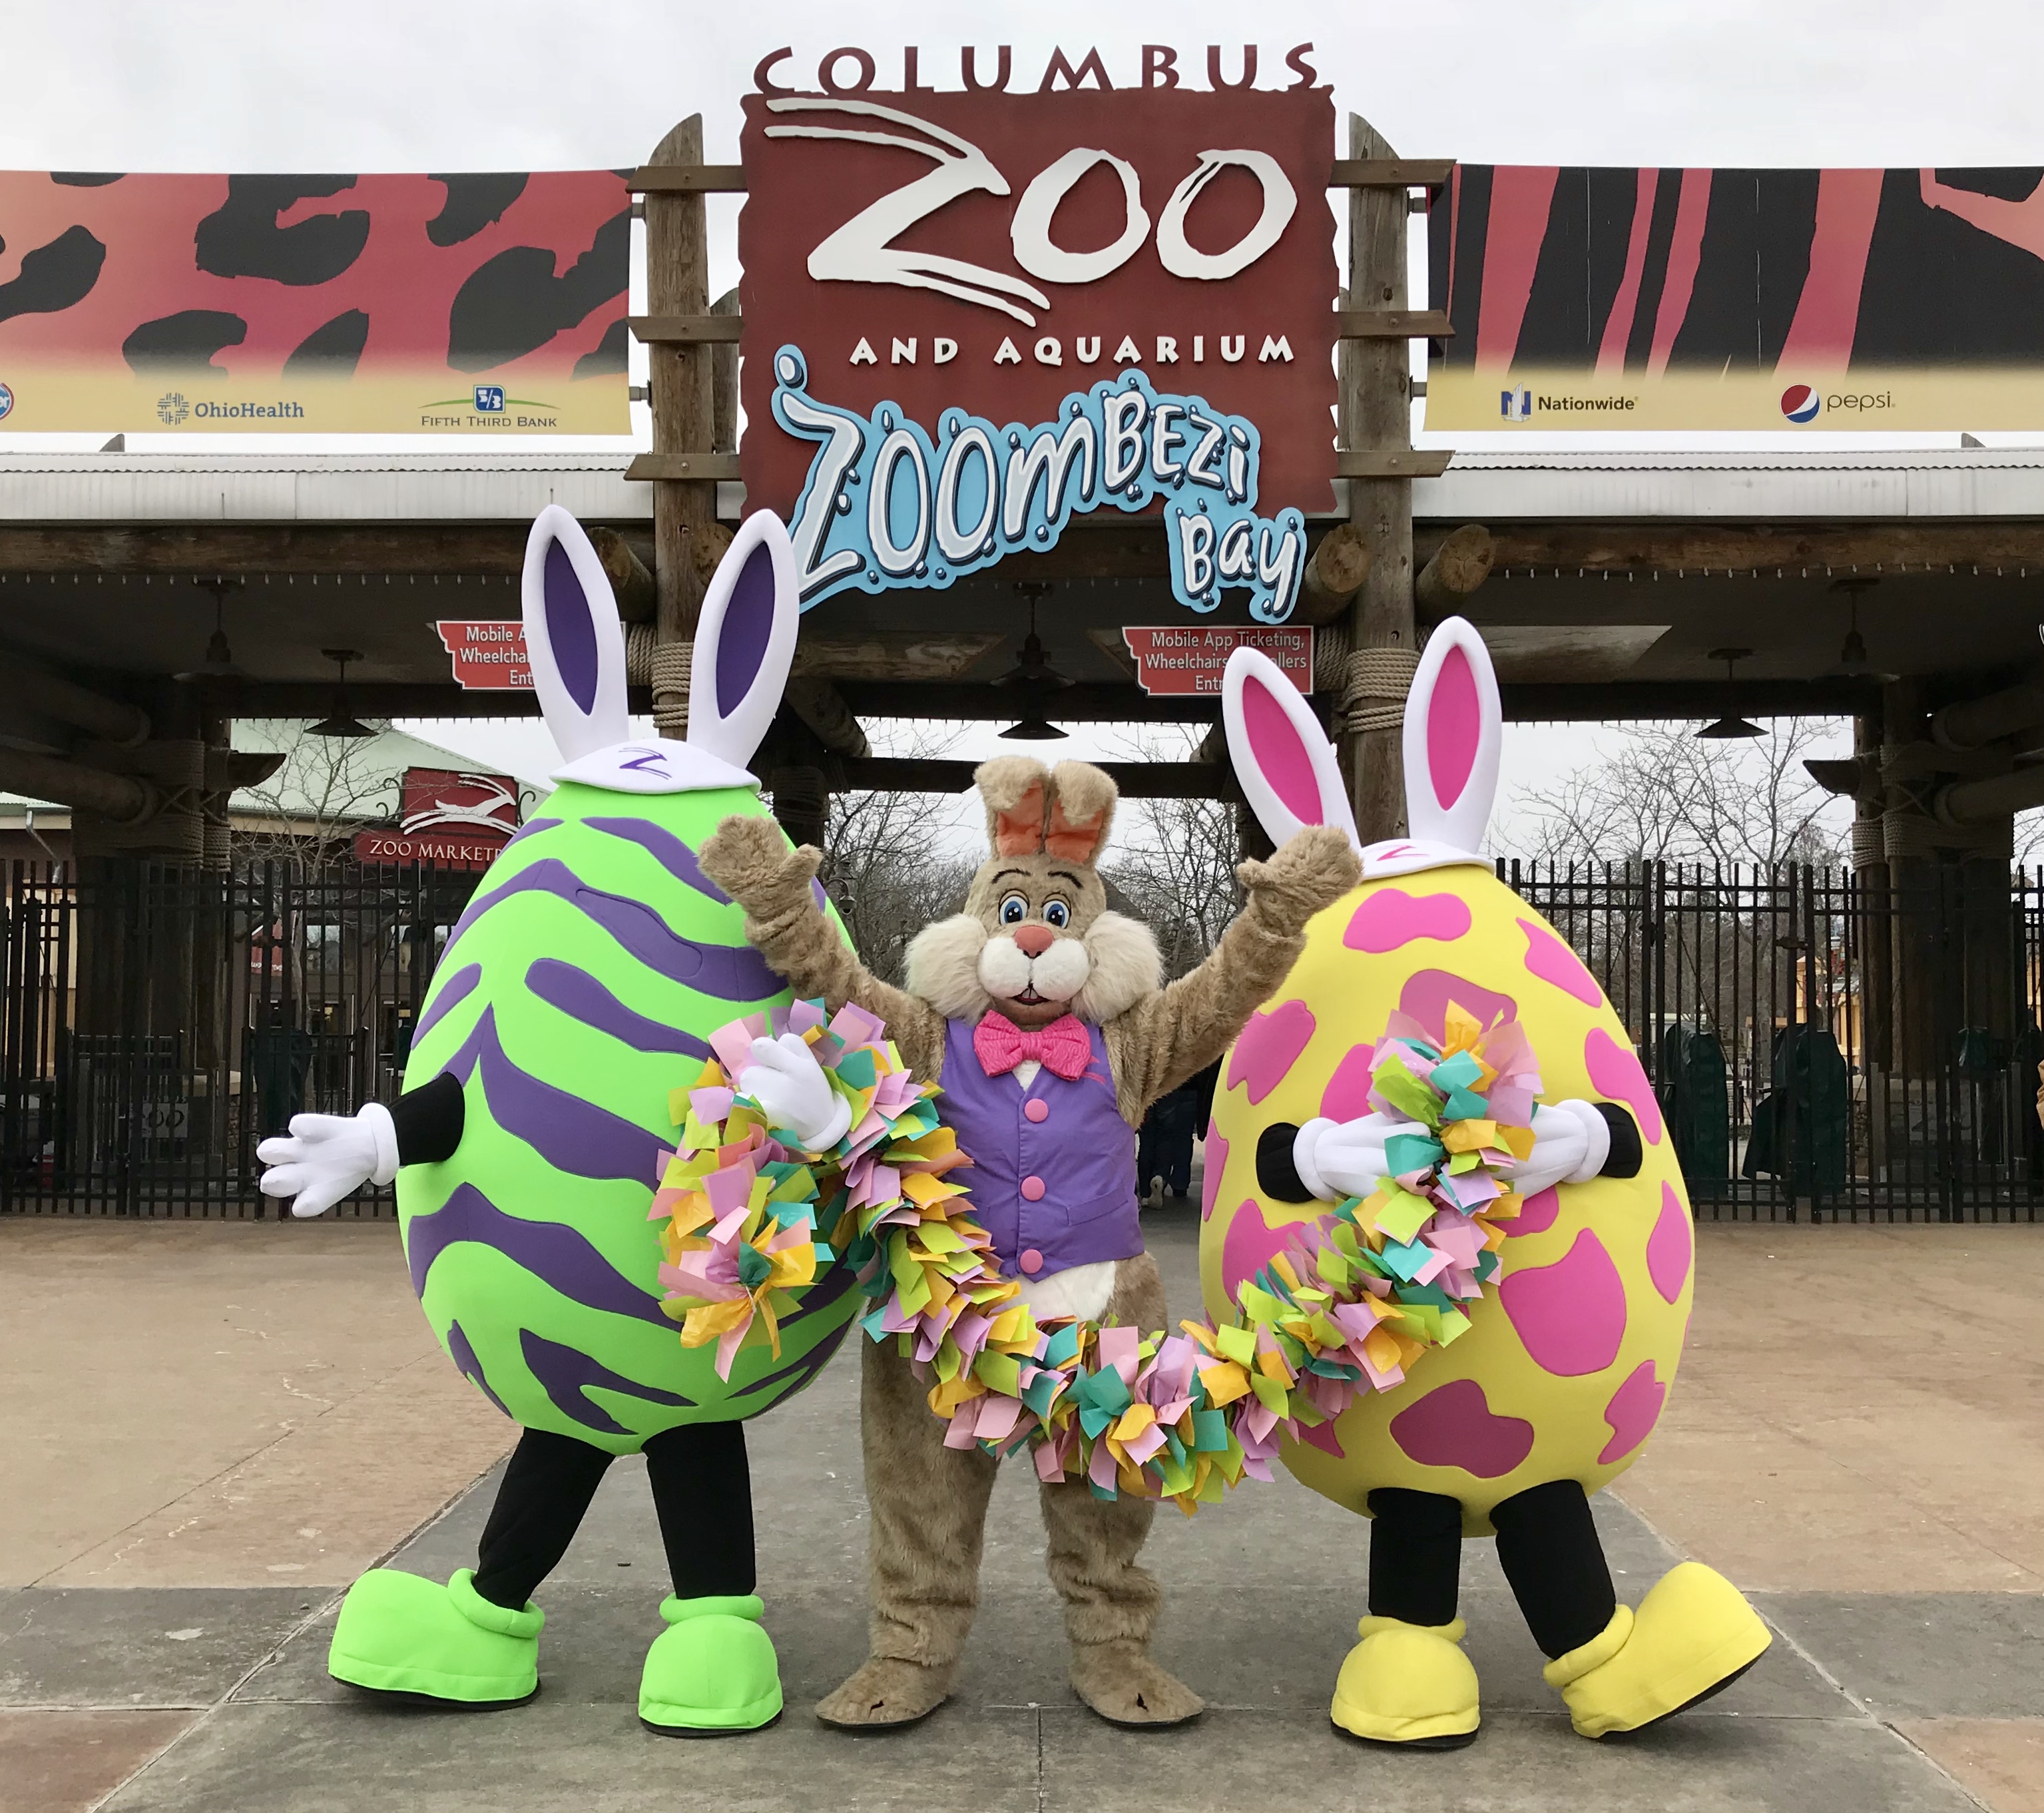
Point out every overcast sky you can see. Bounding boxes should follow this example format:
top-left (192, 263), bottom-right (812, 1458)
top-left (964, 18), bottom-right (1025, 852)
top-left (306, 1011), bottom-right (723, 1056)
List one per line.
top-left (9, 0), bottom-right (2027, 849)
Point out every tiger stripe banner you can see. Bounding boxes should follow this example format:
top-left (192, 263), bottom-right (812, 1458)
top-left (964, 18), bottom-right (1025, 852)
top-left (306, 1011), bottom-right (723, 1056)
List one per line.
top-left (0, 170), bottom-right (630, 433)
top-left (1425, 164), bottom-right (2044, 431)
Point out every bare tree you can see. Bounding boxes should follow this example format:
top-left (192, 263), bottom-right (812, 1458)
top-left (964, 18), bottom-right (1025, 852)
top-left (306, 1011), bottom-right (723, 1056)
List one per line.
top-left (1101, 726), bottom-right (1243, 979)
top-left (231, 720), bottom-right (402, 876)
top-left (816, 726), bottom-right (975, 984)
top-left (1516, 719), bottom-right (1848, 868)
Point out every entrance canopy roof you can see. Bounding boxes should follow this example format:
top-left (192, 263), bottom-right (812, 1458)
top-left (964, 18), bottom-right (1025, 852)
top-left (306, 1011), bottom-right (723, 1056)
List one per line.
top-left (2, 446), bottom-right (2040, 722)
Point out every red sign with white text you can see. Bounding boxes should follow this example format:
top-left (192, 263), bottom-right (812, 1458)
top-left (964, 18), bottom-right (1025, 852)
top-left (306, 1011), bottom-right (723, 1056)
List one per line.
top-left (738, 75), bottom-right (1338, 519)
top-left (1123, 624), bottom-right (1312, 694)
top-left (435, 619), bottom-right (531, 688)
top-left (353, 767), bottom-right (521, 870)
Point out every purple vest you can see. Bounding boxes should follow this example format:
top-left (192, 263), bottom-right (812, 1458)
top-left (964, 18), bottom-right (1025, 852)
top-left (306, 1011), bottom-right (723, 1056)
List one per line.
top-left (939, 1017), bottom-right (1143, 1281)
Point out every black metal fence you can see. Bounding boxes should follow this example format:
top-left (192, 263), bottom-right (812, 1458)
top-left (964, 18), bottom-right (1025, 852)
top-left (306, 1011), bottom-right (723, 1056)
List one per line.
top-left (1507, 859), bottom-right (2044, 1222)
top-left (7, 855), bottom-right (2043, 1221)
top-left (0, 861), bottom-right (479, 1217)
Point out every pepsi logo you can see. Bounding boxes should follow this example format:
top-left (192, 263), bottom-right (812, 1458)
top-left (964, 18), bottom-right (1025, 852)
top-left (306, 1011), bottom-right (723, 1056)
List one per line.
top-left (1780, 384), bottom-right (1820, 423)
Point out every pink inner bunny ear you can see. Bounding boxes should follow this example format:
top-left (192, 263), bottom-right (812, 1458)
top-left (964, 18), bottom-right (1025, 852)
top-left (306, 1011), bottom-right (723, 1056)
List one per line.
top-left (1428, 643), bottom-right (1481, 810)
top-left (1244, 673), bottom-right (1326, 827)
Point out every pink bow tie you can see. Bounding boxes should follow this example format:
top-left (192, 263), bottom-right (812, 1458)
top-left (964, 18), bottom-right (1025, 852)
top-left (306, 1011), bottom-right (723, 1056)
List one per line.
top-left (973, 1011), bottom-right (1091, 1081)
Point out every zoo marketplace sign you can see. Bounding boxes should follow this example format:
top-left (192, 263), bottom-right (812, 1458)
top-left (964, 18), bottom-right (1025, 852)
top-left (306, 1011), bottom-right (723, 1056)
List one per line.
top-left (738, 54), bottom-right (1337, 625)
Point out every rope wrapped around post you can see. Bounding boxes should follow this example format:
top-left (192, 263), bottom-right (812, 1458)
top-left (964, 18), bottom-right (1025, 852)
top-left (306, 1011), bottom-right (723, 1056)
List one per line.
top-left (650, 641), bottom-right (692, 740)
top-left (1342, 645), bottom-right (1421, 736)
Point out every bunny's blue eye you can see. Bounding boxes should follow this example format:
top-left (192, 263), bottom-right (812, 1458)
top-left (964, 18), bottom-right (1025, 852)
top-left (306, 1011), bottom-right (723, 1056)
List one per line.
top-left (1043, 900), bottom-right (1070, 929)
top-left (999, 894), bottom-right (1028, 925)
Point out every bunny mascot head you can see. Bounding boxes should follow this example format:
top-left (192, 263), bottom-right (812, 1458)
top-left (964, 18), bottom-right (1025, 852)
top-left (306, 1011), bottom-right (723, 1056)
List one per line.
top-left (262, 506), bottom-right (858, 1734)
top-left (1201, 622), bottom-right (1770, 1748)
top-left (698, 750), bottom-right (1360, 1730)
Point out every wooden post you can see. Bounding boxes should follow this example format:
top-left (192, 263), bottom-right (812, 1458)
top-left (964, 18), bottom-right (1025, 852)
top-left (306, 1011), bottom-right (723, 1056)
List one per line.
top-left (1413, 523), bottom-right (1495, 617)
top-left (1340, 114), bottom-right (1417, 842)
top-left (644, 116), bottom-right (718, 736)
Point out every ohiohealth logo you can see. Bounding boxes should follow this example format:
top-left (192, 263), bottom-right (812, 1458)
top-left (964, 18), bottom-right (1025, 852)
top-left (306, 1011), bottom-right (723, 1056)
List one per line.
top-left (1500, 388), bottom-right (1532, 421)
top-left (157, 391), bottom-right (190, 425)
top-left (1780, 384), bottom-right (1821, 423)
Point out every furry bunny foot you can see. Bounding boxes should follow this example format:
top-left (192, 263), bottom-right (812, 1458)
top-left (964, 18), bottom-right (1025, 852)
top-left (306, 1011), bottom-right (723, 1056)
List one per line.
top-left (814, 1655), bottom-right (955, 1730)
top-left (1070, 1641), bottom-right (1204, 1727)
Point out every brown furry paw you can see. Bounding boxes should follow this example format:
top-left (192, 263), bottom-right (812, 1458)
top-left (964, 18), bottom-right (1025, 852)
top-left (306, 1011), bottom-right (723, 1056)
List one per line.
top-left (1239, 825), bottom-right (1363, 932)
top-left (698, 813), bottom-right (818, 912)
top-left (1070, 1643), bottom-right (1204, 1728)
top-left (814, 1656), bottom-right (955, 1730)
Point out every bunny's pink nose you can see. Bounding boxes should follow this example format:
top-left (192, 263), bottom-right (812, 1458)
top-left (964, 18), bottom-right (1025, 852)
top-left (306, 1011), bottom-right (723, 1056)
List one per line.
top-left (1011, 922), bottom-right (1056, 958)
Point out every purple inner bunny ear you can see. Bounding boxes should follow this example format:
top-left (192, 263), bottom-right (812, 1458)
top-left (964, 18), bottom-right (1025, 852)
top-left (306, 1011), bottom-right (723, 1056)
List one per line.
top-left (716, 540), bottom-right (776, 717)
top-left (543, 539), bottom-right (599, 714)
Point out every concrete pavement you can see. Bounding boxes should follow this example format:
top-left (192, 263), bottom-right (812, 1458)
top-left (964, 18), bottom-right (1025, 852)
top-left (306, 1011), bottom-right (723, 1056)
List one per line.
top-left (3, 1210), bottom-right (2041, 1812)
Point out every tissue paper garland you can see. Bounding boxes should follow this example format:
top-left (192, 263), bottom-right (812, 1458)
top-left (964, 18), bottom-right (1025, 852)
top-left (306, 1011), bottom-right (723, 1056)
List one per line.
top-left (651, 997), bottom-right (964, 1378)
top-left (677, 999), bottom-right (1542, 1515)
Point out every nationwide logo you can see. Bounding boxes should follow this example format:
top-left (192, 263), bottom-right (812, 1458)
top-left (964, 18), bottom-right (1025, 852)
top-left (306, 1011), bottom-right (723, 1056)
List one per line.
top-left (157, 391), bottom-right (190, 425)
top-left (1500, 388), bottom-right (1531, 421)
top-left (1781, 384), bottom-right (1821, 423)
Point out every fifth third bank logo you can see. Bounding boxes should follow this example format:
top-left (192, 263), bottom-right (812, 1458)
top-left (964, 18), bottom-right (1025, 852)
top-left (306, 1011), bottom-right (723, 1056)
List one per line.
top-left (1500, 388), bottom-right (1532, 421)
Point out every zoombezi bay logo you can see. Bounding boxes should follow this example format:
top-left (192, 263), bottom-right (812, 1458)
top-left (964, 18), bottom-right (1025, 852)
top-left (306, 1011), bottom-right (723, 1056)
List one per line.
top-left (771, 346), bottom-right (1308, 623)
top-left (418, 384), bottom-right (561, 428)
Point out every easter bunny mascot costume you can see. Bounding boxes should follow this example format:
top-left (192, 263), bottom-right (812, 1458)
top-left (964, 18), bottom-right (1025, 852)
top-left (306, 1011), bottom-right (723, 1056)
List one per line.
top-left (700, 758), bottom-right (1359, 1729)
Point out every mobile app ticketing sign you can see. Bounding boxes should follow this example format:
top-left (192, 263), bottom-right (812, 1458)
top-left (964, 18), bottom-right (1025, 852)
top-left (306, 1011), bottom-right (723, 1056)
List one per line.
top-left (737, 54), bottom-right (1338, 623)
top-left (1425, 164), bottom-right (2044, 431)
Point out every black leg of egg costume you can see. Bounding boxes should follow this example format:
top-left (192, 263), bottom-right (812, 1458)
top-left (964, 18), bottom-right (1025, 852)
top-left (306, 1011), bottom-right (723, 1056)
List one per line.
top-left (472, 1424), bottom-right (757, 1612)
top-left (1367, 1481), bottom-right (1617, 1659)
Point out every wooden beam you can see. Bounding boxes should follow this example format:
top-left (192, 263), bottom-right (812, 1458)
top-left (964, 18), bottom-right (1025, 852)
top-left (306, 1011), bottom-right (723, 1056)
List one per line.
top-left (1413, 523), bottom-right (1495, 615)
top-left (836, 682), bottom-right (1217, 724)
top-left (629, 164), bottom-right (747, 192)
top-left (625, 452), bottom-right (743, 482)
top-left (1330, 158), bottom-right (1454, 187)
top-left (0, 525), bottom-right (535, 575)
top-left (1454, 523), bottom-right (2044, 573)
top-left (843, 756), bottom-right (1229, 798)
top-left (1336, 310), bottom-right (1453, 339)
top-left (1298, 522), bottom-right (1371, 625)
top-left (1501, 679), bottom-right (1878, 720)
top-left (629, 314), bottom-right (744, 344)
top-left (1338, 449), bottom-right (1453, 479)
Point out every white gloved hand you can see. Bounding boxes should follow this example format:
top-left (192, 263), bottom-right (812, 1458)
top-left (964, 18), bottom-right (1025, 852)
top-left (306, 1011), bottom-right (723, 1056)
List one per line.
top-left (1292, 1112), bottom-right (1427, 1202)
top-left (256, 1103), bottom-right (398, 1218)
top-left (1500, 1100), bottom-right (1611, 1198)
top-left (736, 1033), bottom-right (851, 1152)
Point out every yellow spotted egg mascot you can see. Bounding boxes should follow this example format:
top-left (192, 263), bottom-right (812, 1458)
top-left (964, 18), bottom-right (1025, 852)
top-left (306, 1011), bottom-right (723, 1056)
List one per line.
top-left (1200, 626), bottom-right (1769, 1749)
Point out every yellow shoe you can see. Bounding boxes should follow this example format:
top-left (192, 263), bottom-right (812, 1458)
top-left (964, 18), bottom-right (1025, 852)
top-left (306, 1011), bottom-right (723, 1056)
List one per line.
top-left (1543, 1563), bottom-right (1771, 1739)
top-left (1329, 1615), bottom-right (1480, 1748)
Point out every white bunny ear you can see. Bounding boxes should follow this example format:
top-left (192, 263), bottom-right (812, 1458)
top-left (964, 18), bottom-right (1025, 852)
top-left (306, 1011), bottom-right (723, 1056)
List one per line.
top-left (522, 505), bottom-right (629, 765)
top-left (1403, 616), bottom-right (1501, 857)
top-left (1221, 648), bottom-right (1361, 853)
top-left (687, 510), bottom-right (799, 772)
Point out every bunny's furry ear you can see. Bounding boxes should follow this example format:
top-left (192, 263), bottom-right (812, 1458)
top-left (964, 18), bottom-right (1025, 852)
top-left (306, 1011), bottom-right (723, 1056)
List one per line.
top-left (976, 755), bottom-right (1053, 855)
top-left (1045, 762), bottom-right (1116, 864)
top-left (1221, 647), bottom-right (1360, 853)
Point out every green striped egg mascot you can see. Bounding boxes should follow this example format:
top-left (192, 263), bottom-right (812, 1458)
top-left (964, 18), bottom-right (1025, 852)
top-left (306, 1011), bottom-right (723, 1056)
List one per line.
top-left (256, 505), bottom-right (857, 1734)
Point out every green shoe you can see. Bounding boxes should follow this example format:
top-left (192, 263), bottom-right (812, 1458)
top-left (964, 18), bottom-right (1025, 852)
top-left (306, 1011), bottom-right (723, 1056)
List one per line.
top-left (639, 1593), bottom-right (783, 1736)
top-left (329, 1568), bottom-right (542, 1707)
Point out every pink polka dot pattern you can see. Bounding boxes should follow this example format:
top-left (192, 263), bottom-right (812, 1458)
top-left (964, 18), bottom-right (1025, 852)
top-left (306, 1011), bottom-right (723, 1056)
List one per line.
top-left (1517, 917), bottom-right (1603, 1006)
top-left (1499, 1229), bottom-right (1627, 1376)
top-left (1390, 1378), bottom-right (1536, 1479)
top-left (1320, 1043), bottom-right (1378, 1122)
top-left (1225, 998), bottom-right (1316, 1105)
top-left (1221, 1200), bottom-right (1300, 1299)
top-left (1584, 1028), bottom-right (1664, 1145)
top-left (1296, 1418), bottom-right (1346, 1458)
top-left (1398, 970), bottom-right (1517, 1045)
top-left (1597, 1361), bottom-right (1667, 1463)
top-left (1507, 1185), bottom-right (1561, 1237)
top-left (1200, 1130), bottom-right (1228, 1223)
top-left (1647, 1182), bottom-right (1692, 1304)
top-left (1344, 889), bottom-right (1473, 955)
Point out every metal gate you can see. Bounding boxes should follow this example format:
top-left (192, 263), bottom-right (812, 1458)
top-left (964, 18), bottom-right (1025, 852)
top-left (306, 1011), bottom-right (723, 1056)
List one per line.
top-left (0, 861), bottom-right (479, 1216)
top-left (1508, 859), bottom-right (2044, 1223)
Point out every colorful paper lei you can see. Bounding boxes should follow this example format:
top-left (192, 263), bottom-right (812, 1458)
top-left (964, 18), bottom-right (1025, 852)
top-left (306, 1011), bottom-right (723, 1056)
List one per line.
top-left (675, 999), bottom-right (1545, 1515)
top-left (650, 998), bottom-right (964, 1378)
